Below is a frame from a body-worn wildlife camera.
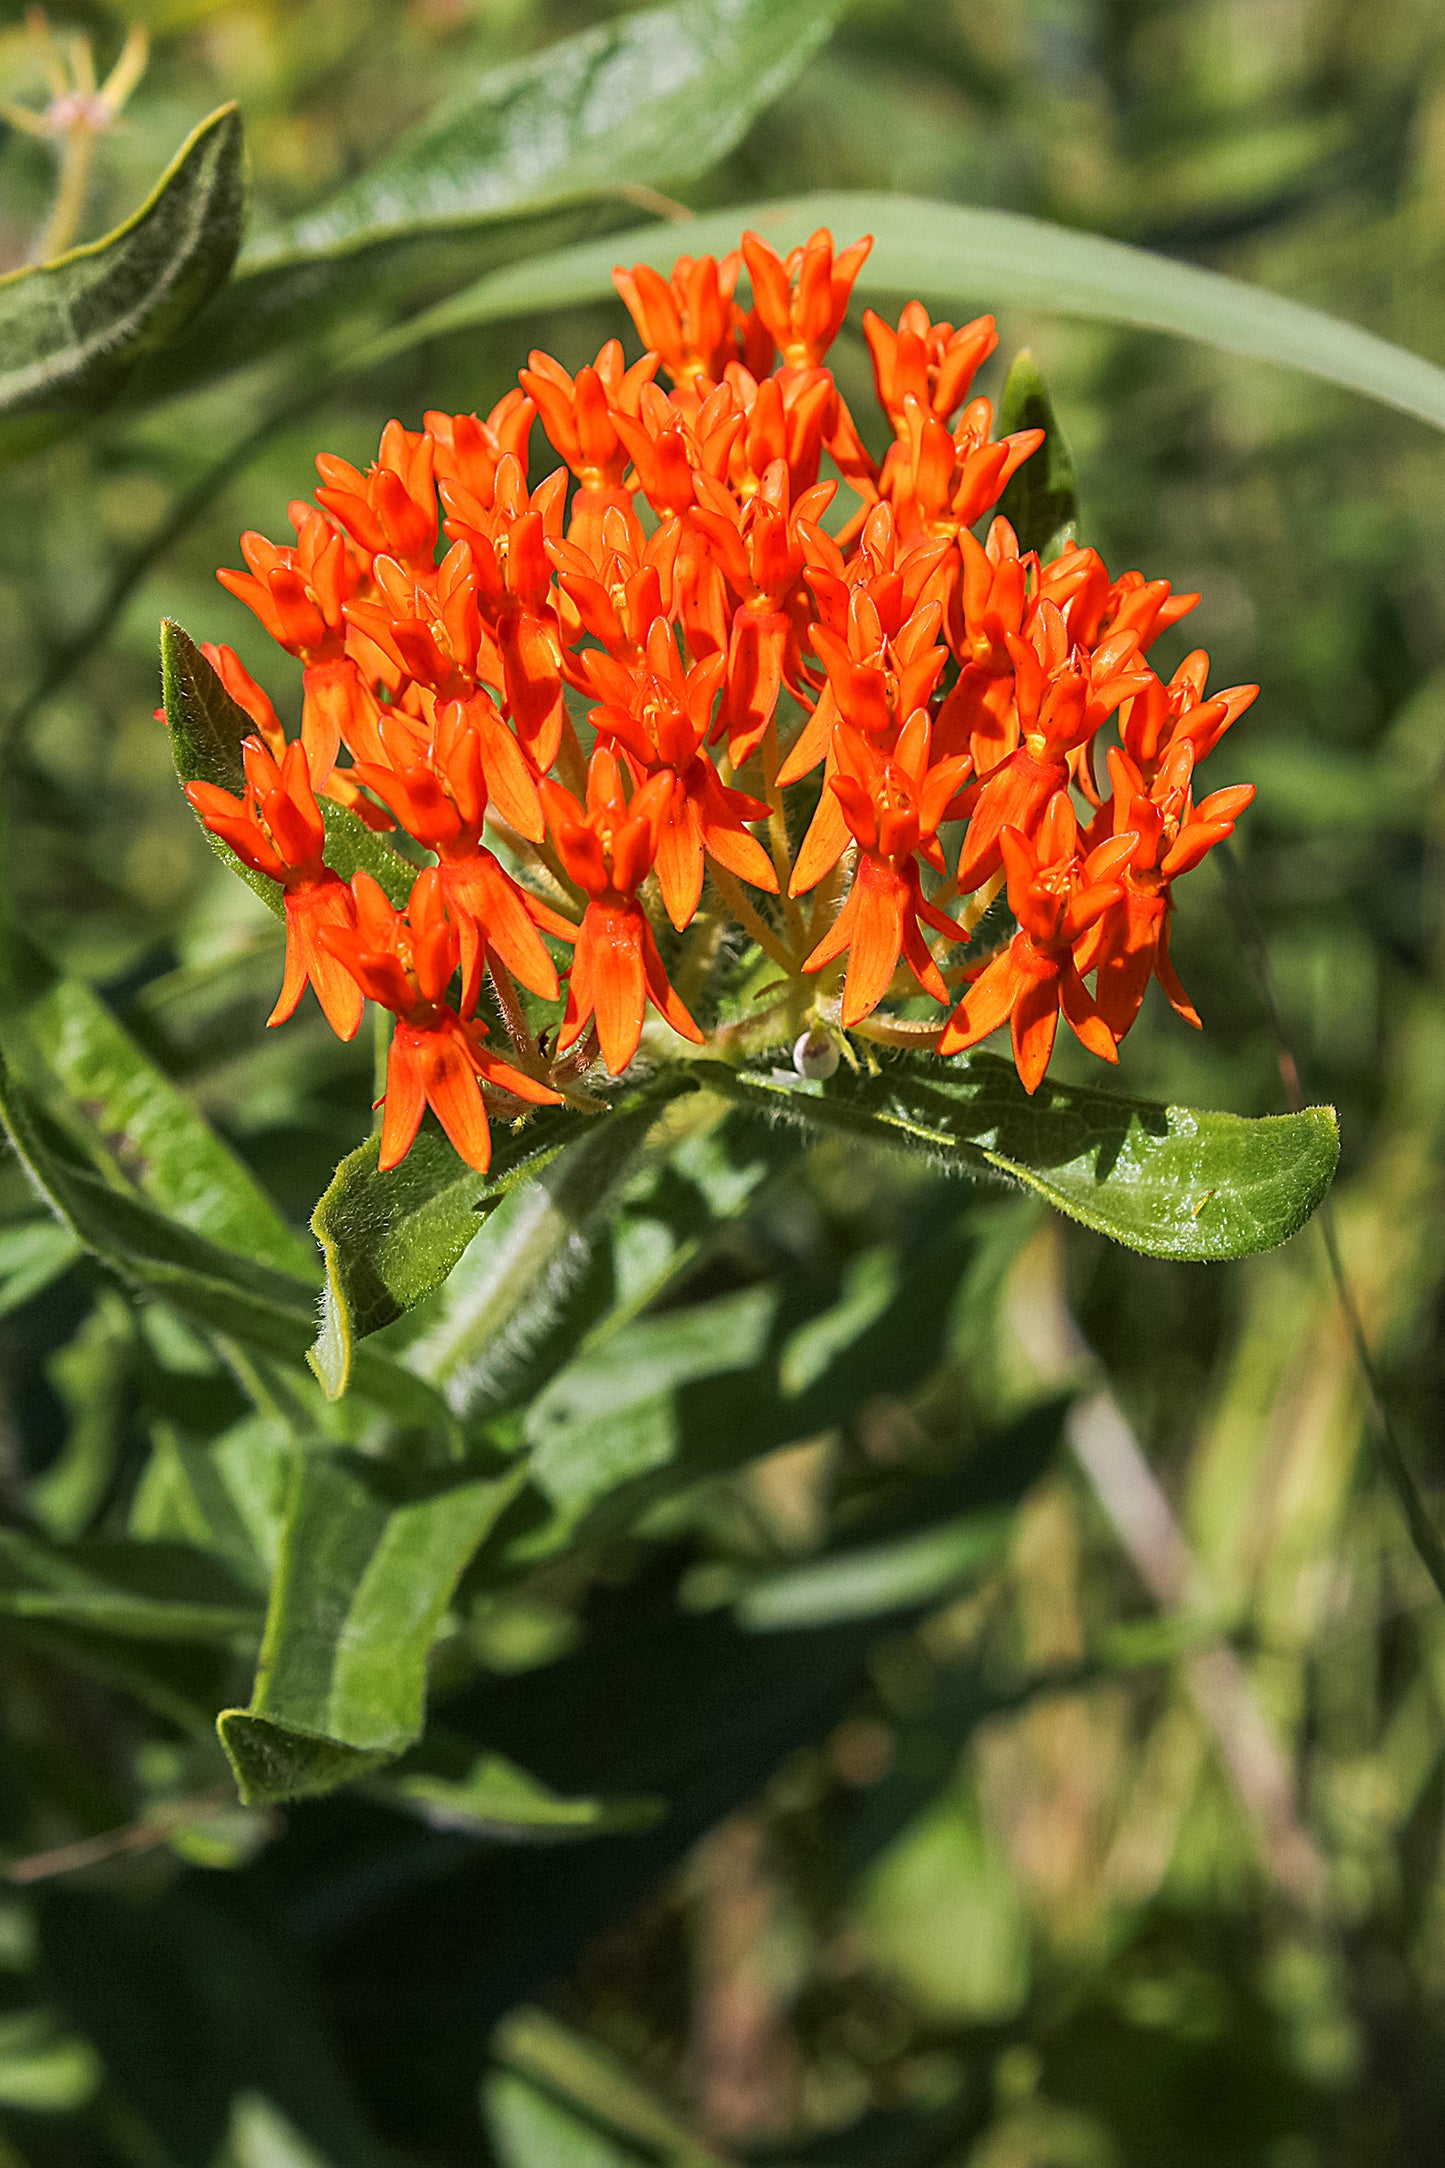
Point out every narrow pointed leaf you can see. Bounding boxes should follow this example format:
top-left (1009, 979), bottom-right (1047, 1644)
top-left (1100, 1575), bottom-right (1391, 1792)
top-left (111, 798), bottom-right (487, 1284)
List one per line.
top-left (0, 1058), bottom-right (451, 1430)
top-left (374, 1749), bottom-right (662, 1842)
top-left (709, 1053), bottom-right (1337, 1261)
top-left (995, 349), bottom-right (1078, 559)
top-left (0, 1527), bottom-right (260, 1643)
top-left (0, 104), bottom-right (244, 461)
top-left (409, 191), bottom-right (1445, 434)
top-left (218, 1453), bottom-right (524, 1803)
top-left (0, 921), bottom-right (313, 1277)
top-left (161, 619), bottom-right (416, 911)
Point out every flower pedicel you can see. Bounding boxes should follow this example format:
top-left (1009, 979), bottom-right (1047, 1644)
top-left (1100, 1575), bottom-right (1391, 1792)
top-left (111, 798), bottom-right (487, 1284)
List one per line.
top-left (182, 228), bottom-right (1257, 1172)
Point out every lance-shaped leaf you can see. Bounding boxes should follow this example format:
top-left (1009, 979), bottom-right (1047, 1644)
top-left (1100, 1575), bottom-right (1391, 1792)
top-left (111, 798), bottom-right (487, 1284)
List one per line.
top-left (0, 919), bottom-right (313, 1278)
top-left (309, 1070), bottom-right (712, 1397)
top-left (161, 618), bottom-right (416, 911)
top-left (0, 1527), bottom-right (260, 1644)
top-left (707, 1053), bottom-right (1337, 1262)
top-left (995, 349), bottom-right (1078, 560)
top-left (373, 1744), bottom-right (662, 1843)
top-left (142, 0), bottom-right (845, 394)
top-left (218, 1453), bottom-right (524, 1804)
top-left (413, 190), bottom-right (1445, 436)
top-left (0, 104), bottom-right (244, 462)
top-left (0, 1058), bottom-right (450, 1432)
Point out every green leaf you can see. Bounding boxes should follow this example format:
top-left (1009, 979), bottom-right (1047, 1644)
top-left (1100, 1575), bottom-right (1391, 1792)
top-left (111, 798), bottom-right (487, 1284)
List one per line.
top-left (731, 1510), bottom-right (1011, 1630)
top-left (374, 1746), bottom-right (662, 1842)
top-left (410, 191), bottom-right (1445, 434)
top-left (995, 349), bottom-right (1078, 559)
top-left (0, 920), bottom-right (313, 1278)
top-left (309, 1110), bottom-right (584, 1398)
top-left (146, 0), bottom-right (845, 392)
top-left (312, 1070), bottom-right (710, 1397)
top-left (710, 1053), bottom-right (1338, 1262)
top-left (491, 2009), bottom-right (726, 2168)
top-left (0, 1527), bottom-right (260, 1643)
top-left (0, 1057), bottom-right (452, 1431)
top-left (0, 1216), bottom-right (81, 1317)
top-left (0, 104), bottom-right (244, 462)
top-left (218, 1453), bottom-right (524, 1804)
top-left (162, 618), bottom-right (416, 911)
top-left (0, 2010), bottom-right (101, 2115)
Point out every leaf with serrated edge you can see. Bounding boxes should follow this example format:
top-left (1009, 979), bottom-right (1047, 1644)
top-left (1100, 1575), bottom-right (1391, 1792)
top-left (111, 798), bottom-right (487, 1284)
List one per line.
top-left (707, 1053), bottom-right (1337, 1262)
top-left (218, 1454), bottom-right (524, 1804)
top-left (0, 105), bottom-right (244, 461)
top-left (161, 619), bottom-right (416, 912)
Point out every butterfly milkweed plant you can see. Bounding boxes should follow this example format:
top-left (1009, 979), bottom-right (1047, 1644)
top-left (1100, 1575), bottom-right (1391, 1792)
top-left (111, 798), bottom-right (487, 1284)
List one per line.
top-left (33, 0), bottom-right (1445, 2155)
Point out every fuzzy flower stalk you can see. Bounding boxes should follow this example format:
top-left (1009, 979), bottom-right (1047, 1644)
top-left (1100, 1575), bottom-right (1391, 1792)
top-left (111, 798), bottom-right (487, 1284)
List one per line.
top-left (179, 228), bottom-right (1257, 1171)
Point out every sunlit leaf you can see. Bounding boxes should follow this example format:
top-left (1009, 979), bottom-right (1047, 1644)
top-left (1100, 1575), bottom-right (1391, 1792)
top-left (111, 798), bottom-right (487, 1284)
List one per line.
top-left (410, 191), bottom-right (1445, 433)
top-left (709, 1053), bottom-right (1337, 1261)
top-left (144, 0), bottom-right (846, 392)
top-left (218, 1453), bottom-right (524, 1804)
top-left (375, 1746), bottom-right (662, 1842)
top-left (0, 104), bottom-right (244, 461)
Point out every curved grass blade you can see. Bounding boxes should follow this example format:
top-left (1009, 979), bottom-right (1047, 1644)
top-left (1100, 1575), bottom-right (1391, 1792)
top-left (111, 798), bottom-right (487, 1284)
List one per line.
top-left (403, 190), bottom-right (1445, 433)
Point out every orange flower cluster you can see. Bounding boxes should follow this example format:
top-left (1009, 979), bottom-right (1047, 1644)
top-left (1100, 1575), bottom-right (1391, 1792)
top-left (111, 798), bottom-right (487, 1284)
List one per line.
top-left (184, 229), bottom-right (1257, 1174)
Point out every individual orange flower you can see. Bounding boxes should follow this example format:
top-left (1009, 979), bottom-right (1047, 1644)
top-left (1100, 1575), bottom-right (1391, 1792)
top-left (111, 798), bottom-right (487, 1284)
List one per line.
top-left (939, 796), bottom-right (1136, 1090)
top-left (217, 504), bottom-right (374, 783)
top-left (887, 393), bottom-right (1043, 548)
top-left (314, 419), bottom-right (439, 574)
top-left (785, 586), bottom-right (951, 896)
top-left (1116, 650), bottom-right (1259, 782)
top-left (952, 604), bottom-right (1150, 891)
top-left (583, 619), bottom-right (777, 928)
top-left (540, 747), bottom-right (704, 1074)
top-left (612, 250), bottom-right (769, 392)
top-left (424, 389), bottom-right (535, 502)
top-left (521, 339), bottom-right (658, 557)
top-left (803, 710), bottom-right (969, 1025)
top-left (1076, 743), bottom-right (1255, 1041)
top-left (740, 228), bottom-right (873, 371)
top-left (184, 738), bottom-right (363, 1041)
top-left (345, 698), bottom-right (564, 1012)
top-left (319, 868), bottom-right (562, 1172)
top-left (864, 303), bottom-right (999, 446)
top-left (690, 458), bottom-right (835, 762)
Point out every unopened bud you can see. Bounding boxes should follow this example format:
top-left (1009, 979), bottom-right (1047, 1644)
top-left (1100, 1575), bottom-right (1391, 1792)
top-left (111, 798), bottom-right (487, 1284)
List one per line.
top-left (793, 1029), bottom-right (838, 1080)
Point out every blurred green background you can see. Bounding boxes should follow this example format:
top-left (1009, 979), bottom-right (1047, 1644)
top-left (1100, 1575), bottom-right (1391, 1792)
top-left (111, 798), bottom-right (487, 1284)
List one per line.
top-left (3, 1), bottom-right (1445, 2163)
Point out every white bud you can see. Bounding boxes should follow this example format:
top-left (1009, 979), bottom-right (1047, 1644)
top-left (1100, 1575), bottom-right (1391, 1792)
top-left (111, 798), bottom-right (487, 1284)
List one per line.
top-left (793, 1029), bottom-right (839, 1080)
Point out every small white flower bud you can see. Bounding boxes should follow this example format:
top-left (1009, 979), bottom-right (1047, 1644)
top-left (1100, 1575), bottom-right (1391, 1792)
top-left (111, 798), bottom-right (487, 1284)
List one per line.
top-left (793, 1029), bottom-right (839, 1080)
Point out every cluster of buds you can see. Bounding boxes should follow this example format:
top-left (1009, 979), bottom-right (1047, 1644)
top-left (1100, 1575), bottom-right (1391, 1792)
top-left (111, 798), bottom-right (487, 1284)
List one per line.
top-left (182, 229), bottom-right (1257, 1174)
